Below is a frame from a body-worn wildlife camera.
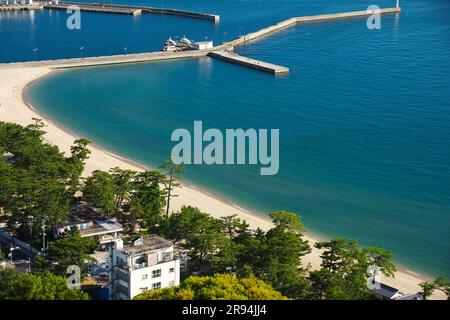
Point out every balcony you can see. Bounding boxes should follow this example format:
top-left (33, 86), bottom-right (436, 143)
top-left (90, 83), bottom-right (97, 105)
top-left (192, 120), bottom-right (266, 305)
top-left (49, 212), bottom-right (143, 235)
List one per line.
top-left (133, 262), bottom-right (148, 270)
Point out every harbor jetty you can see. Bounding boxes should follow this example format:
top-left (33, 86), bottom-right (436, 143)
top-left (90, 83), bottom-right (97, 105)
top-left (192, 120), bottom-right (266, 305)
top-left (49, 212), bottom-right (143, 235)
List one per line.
top-left (226, 7), bottom-right (401, 48)
top-left (44, 1), bottom-right (220, 22)
top-left (0, 7), bottom-right (401, 75)
top-left (208, 49), bottom-right (289, 75)
top-left (0, 50), bottom-right (211, 69)
top-left (0, 3), bottom-right (44, 11)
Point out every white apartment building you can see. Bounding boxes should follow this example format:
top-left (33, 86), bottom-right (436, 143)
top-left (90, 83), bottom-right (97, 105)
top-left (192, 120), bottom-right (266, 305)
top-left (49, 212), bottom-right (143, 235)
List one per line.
top-left (108, 236), bottom-right (180, 300)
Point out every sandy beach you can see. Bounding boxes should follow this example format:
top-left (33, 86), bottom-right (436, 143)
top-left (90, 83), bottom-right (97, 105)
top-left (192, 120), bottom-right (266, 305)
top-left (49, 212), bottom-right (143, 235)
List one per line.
top-left (0, 65), bottom-right (445, 299)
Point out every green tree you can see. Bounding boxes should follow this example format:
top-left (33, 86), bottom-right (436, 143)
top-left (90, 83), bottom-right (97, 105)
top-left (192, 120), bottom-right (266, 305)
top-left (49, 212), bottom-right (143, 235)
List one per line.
top-left (419, 281), bottom-right (437, 300)
top-left (235, 212), bottom-right (311, 299)
top-left (434, 277), bottom-right (450, 299)
top-left (159, 159), bottom-right (184, 218)
top-left (269, 211), bottom-right (305, 234)
top-left (161, 205), bottom-right (211, 243)
top-left (67, 138), bottom-right (91, 196)
top-left (311, 239), bottom-right (369, 300)
top-left (110, 167), bottom-right (136, 209)
top-left (0, 268), bottom-right (89, 300)
top-left (131, 170), bottom-right (167, 232)
top-left (0, 121), bottom-right (88, 241)
top-left (47, 227), bottom-right (98, 275)
top-left (134, 274), bottom-right (288, 300)
top-left (82, 170), bottom-right (116, 216)
top-left (255, 224), bottom-right (310, 298)
top-left (218, 214), bottom-right (249, 239)
top-left (363, 247), bottom-right (397, 278)
top-left (419, 277), bottom-right (450, 300)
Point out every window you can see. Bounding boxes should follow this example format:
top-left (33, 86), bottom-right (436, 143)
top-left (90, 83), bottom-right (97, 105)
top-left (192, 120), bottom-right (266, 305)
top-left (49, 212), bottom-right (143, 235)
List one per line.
top-left (116, 257), bottom-right (125, 268)
top-left (169, 268), bottom-right (174, 273)
top-left (141, 274), bottom-right (148, 280)
top-left (169, 281), bottom-right (175, 287)
top-left (152, 282), bottom-right (161, 290)
top-left (164, 251), bottom-right (172, 261)
top-left (152, 269), bottom-right (161, 278)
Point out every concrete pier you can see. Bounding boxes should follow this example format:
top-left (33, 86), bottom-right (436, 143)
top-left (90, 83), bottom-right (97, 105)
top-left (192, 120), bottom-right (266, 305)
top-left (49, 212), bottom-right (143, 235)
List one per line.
top-left (45, 1), bottom-right (219, 22)
top-left (208, 50), bottom-right (289, 75)
top-left (0, 4), bottom-right (44, 11)
top-left (45, 3), bottom-right (142, 15)
top-left (0, 50), bottom-right (211, 69)
top-left (227, 7), bottom-right (401, 47)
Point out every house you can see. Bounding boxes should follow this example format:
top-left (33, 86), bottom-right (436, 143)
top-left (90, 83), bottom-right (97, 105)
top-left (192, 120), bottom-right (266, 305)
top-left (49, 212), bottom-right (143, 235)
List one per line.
top-left (108, 236), bottom-right (180, 300)
top-left (54, 206), bottom-right (123, 246)
top-left (372, 282), bottom-right (404, 300)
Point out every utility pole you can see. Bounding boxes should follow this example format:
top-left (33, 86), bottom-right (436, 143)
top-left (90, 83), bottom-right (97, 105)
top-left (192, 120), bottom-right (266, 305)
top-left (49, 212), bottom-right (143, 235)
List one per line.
top-left (41, 219), bottom-right (46, 252)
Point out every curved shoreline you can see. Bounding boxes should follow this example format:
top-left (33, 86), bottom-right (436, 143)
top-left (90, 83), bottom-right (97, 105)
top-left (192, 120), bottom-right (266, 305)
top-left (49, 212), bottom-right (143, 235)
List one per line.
top-left (0, 65), bottom-right (445, 299)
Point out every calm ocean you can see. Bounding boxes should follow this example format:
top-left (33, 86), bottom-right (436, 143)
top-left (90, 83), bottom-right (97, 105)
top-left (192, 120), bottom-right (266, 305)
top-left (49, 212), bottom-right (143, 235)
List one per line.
top-left (3, 0), bottom-right (449, 278)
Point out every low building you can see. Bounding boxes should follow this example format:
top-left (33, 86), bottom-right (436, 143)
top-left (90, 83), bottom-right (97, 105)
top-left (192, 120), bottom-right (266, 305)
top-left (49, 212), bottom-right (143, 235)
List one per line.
top-left (372, 282), bottom-right (403, 300)
top-left (108, 236), bottom-right (180, 300)
top-left (194, 41), bottom-right (214, 50)
top-left (54, 206), bottom-right (123, 246)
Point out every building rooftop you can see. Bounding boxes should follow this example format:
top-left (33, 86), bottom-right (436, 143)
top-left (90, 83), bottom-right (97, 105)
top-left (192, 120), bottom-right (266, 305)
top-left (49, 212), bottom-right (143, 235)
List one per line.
top-left (373, 282), bottom-right (400, 299)
top-left (54, 205), bottom-right (123, 238)
top-left (121, 235), bottom-right (173, 255)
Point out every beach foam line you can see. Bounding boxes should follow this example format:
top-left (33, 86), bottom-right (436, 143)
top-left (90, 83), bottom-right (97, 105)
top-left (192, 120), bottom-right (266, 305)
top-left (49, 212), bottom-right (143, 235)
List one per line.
top-left (232, 204), bottom-right (251, 213)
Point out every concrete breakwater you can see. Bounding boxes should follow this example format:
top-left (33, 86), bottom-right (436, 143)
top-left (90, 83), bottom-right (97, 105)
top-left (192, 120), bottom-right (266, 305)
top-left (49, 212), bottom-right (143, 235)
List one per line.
top-left (0, 4), bottom-right (44, 11)
top-left (208, 50), bottom-right (289, 75)
top-left (226, 7), bottom-right (401, 47)
top-left (44, 1), bottom-right (220, 21)
top-left (0, 50), bottom-right (211, 69)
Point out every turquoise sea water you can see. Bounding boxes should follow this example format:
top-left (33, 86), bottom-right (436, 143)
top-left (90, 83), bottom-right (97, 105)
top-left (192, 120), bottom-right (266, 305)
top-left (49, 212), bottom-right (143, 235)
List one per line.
top-left (3, 0), bottom-right (450, 277)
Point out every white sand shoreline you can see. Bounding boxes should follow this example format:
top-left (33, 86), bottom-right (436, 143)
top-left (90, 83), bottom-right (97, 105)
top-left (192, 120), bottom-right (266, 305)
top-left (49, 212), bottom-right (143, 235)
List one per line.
top-left (0, 65), bottom-right (445, 299)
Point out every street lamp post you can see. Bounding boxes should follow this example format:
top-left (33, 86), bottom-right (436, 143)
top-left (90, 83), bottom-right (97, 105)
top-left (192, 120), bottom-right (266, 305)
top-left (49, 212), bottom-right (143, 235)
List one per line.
top-left (124, 47), bottom-right (128, 55)
top-left (32, 48), bottom-right (38, 61)
top-left (80, 46), bottom-right (84, 59)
